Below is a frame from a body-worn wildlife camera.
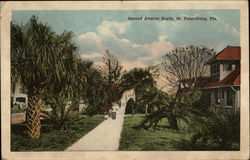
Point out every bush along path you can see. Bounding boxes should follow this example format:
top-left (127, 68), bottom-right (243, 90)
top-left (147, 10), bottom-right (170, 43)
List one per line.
top-left (66, 104), bottom-right (126, 151)
top-left (11, 115), bottom-right (105, 151)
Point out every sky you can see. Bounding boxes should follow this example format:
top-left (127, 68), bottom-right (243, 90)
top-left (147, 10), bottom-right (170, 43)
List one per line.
top-left (12, 10), bottom-right (240, 70)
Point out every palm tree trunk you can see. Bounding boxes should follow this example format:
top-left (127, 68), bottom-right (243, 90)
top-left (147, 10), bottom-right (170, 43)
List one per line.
top-left (26, 88), bottom-right (42, 139)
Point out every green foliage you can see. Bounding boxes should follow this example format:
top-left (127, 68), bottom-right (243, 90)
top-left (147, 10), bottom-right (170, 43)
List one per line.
top-left (137, 87), bottom-right (240, 150)
top-left (11, 107), bottom-right (25, 113)
top-left (138, 89), bottom-right (199, 131)
top-left (119, 114), bottom-right (191, 151)
top-left (140, 106), bottom-right (180, 131)
top-left (11, 16), bottom-right (77, 92)
top-left (102, 50), bottom-right (123, 84)
top-left (84, 68), bottom-right (109, 115)
top-left (100, 50), bottom-right (124, 111)
top-left (12, 16), bottom-right (104, 130)
top-left (11, 16), bottom-right (84, 137)
top-left (120, 68), bottom-right (158, 114)
top-left (80, 50), bottom-right (124, 115)
top-left (187, 107), bottom-right (240, 150)
top-left (11, 115), bottom-right (105, 151)
top-left (120, 68), bottom-right (156, 92)
top-left (162, 45), bottom-right (216, 90)
top-left (120, 67), bottom-right (197, 131)
top-left (43, 58), bottom-right (94, 125)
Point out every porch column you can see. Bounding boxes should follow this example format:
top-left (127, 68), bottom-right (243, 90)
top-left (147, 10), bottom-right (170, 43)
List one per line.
top-left (235, 90), bottom-right (240, 112)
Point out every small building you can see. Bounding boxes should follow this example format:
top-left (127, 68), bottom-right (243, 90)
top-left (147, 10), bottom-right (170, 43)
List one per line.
top-left (201, 46), bottom-right (240, 113)
top-left (11, 84), bottom-right (28, 108)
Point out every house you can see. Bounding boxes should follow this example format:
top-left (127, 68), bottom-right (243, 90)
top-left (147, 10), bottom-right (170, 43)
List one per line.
top-left (201, 46), bottom-right (240, 114)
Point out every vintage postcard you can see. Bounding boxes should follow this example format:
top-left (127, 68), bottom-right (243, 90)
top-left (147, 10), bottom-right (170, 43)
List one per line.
top-left (1, 1), bottom-right (249, 160)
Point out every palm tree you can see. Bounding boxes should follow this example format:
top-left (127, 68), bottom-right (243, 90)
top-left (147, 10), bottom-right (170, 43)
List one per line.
top-left (45, 57), bottom-right (93, 124)
top-left (11, 16), bottom-right (78, 138)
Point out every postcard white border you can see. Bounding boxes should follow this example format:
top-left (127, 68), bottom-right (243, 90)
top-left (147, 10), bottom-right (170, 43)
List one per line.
top-left (1, 1), bottom-right (249, 160)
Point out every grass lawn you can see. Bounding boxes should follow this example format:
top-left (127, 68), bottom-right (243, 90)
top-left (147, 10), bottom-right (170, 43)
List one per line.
top-left (11, 107), bottom-right (25, 113)
top-left (11, 115), bottom-right (105, 151)
top-left (119, 114), bottom-right (192, 151)
top-left (119, 114), bottom-right (240, 151)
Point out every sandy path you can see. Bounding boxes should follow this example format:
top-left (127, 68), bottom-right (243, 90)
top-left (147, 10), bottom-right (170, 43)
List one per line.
top-left (66, 104), bottom-right (126, 151)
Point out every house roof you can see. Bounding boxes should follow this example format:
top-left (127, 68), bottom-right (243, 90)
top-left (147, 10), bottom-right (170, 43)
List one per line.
top-left (202, 67), bottom-right (240, 88)
top-left (206, 46), bottom-right (241, 64)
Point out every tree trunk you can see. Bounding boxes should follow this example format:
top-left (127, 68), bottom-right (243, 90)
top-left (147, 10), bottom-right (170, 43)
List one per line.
top-left (26, 88), bottom-right (42, 139)
top-left (168, 116), bottom-right (179, 131)
top-left (145, 105), bottom-right (148, 115)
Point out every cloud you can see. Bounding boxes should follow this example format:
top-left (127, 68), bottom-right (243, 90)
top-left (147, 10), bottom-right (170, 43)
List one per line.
top-left (97, 21), bottom-right (131, 38)
top-left (129, 35), bottom-right (174, 65)
top-left (76, 13), bottom-right (239, 71)
top-left (77, 32), bottom-right (105, 53)
top-left (80, 52), bottom-right (104, 59)
top-left (77, 20), bottom-right (174, 70)
top-left (220, 21), bottom-right (240, 37)
top-left (144, 36), bottom-right (174, 55)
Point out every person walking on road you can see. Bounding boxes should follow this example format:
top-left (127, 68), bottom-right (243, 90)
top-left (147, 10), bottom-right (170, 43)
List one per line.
top-left (111, 102), bottom-right (119, 120)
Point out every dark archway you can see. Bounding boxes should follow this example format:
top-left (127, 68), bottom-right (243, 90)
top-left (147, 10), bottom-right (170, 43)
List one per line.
top-left (125, 98), bottom-right (135, 114)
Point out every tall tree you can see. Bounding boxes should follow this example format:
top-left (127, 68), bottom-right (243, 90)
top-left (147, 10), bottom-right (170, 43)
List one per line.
top-left (102, 50), bottom-right (123, 84)
top-left (162, 45), bottom-right (215, 91)
top-left (120, 68), bottom-right (156, 93)
top-left (120, 68), bottom-right (157, 113)
top-left (101, 50), bottom-right (123, 110)
top-left (11, 16), bottom-right (78, 138)
top-left (139, 45), bottom-right (216, 131)
top-left (84, 68), bottom-right (109, 115)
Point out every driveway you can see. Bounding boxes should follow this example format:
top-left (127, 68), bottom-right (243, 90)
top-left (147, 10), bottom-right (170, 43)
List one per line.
top-left (11, 113), bottom-right (25, 124)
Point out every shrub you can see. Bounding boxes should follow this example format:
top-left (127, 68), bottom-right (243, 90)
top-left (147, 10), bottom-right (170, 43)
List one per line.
top-left (188, 107), bottom-right (240, 150)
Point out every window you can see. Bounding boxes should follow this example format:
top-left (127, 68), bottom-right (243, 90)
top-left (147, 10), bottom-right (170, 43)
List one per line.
top-left (211, 63), bottom-right (220, 75)
top-left (226, 90), bottom-right (233, 106)
top-left (16, 97), bottom-right (26, 103)
top-left (224, 64), bottom-right (232, 71)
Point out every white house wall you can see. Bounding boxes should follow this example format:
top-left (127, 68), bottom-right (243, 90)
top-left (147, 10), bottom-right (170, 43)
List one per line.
top-left (219, 64), bottom-right (236, 81)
